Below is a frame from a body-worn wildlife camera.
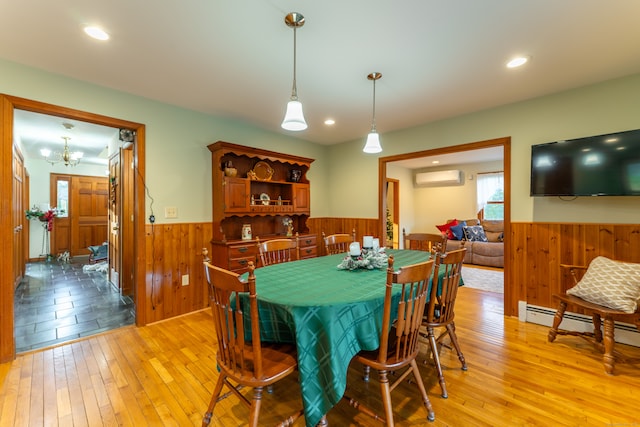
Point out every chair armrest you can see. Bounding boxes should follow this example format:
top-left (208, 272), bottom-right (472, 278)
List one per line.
top-left (560, 264), bottom-right (588, 285)
top-left (559, 264), bottom-right (588, 271)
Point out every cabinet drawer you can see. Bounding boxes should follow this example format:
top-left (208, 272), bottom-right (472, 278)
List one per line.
top-left (299, 245), bottom-right (317, 259)
top-left (228, 256), bottom-right (256, 271)
top-left (228, 243), bottom-right (257, 258)
top-left (298, 235), bottom-right (317, 248)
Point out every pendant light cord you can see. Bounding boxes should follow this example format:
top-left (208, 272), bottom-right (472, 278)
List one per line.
top-left (291, 26), bottom-right (298, 100)
top-left (370, 77), bottom-right (377, 132)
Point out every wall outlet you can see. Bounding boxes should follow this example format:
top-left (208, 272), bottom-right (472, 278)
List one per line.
top-left (165, 206), bottom-right (178, 218)
top-left (181, 274), bottom-right (189, 286)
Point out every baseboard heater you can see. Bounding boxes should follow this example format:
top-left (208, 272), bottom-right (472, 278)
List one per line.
top-left (518, 301), bottom-right (640, 348)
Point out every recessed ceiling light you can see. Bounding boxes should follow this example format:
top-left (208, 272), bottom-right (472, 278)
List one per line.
top-left (84, 26), bottom-right (109, 41)
top-left (432, 160), bottom-right (440, 164)
top-left (506, 56), bottom-right (529, 68)
top-left (324, 119), bottom-right (335, 126)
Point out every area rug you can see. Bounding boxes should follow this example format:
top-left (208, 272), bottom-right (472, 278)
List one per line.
top-left (461, 266), bottom-right (504, 293)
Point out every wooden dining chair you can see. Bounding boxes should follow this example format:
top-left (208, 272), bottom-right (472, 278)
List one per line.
top-left (256, 236), bottom-right (299, 267)
top-left (548, 259), bottom-right (640, 375)
top-left (403, 229), bottom-right (447, 254)
top-left (343, 256), bottom-right (436, 425)
top-left (202, 260), bottom-right (304, 427)
top-left (322, 229), bottom-right (356, 255)
top-left (421, 247), bottom-right (467, 399)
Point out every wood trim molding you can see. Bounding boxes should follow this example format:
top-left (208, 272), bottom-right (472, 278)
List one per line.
top-left (0, 94), bottom-right (146, 362)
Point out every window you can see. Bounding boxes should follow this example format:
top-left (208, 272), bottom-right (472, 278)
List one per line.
top-left (477, 172), bottom-right (504, 220)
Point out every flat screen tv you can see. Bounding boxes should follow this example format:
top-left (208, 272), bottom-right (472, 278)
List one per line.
top-left (530, 128), bottom-right (640, 197)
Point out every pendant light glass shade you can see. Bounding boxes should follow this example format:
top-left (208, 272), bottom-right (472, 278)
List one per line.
top-left (281, 12), bottom-right (307, 131)
top-left (363, 131), bottom-right (382, 153)
top-left (282, 100), bottom-right (307, 131)
top-left (363, 72), bottom-right (383, 153)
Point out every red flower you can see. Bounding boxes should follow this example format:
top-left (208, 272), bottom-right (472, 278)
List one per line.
top-left (42, 210), bottom-right (56, 231)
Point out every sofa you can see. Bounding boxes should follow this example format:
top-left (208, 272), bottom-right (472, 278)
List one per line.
top-left (440, 218), bottom-right (504, 268)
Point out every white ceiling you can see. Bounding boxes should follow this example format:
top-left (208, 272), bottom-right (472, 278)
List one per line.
top-left (5, 1), bottom-right (640, 164)
top-left (14, 110), bottom-right (117, 166)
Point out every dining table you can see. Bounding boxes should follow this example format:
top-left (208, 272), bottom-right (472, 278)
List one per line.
top-left (244, 248), bottom-right (460, 427)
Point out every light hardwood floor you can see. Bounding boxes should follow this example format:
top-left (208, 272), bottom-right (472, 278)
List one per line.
top-left (1, 287), bottom-right (639, 426)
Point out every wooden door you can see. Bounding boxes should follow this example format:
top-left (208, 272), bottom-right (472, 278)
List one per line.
top-left (293, 183), bottom-right (310, 212)
top-left (51, 174), bottom-right (108, 257)
top-left (12, 144), bottom-right (25, 289)
top-left (75, 176), bottom-right (109, 256)
top-left (51, 174), bottom-right (71, 255)
top-left (109, 151), bottom-right (121, 289)
top-left (120, 146), bottom-right (135, 297)
top-left (224, 177), bottom-right (249, 212)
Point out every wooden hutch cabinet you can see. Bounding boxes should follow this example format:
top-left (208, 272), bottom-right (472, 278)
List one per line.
top-left (208, 141), bottom-right (316, 273)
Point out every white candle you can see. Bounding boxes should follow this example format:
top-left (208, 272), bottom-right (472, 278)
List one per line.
top-left (349, 242), bottom-right (362, 256)
top-left (363, 235), bottom-right (374, 248)
top-left (372, 238), bottom-right (380, 251)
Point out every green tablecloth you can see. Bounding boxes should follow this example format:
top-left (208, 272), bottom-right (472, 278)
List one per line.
top-left (248, 249), bottom-right (436, 427)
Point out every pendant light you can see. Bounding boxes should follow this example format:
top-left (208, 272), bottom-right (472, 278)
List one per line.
top-left (281, 12), bottom-right (307, 131)
top-left (363, 72), bottom-right (383, 153)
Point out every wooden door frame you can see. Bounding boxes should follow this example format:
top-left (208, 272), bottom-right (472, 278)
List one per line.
top-left (0, 94), bottom-right (147, 362)
top-left (385, 178), bottom-right (399, 248)
top-left (377, 136), bottom-right (511, 311)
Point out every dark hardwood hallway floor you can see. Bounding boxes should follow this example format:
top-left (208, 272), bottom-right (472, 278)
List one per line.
top-left (13, 259), bottom-right (135, 353)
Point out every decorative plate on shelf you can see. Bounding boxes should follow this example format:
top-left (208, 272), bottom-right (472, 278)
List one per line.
top-left (251, 161), bottom-right (274, 181)
top-left (260, 193), bottom-right (270, 205)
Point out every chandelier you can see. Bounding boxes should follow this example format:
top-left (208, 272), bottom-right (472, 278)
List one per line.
top-left (41, 136), bottom-right (83, 167)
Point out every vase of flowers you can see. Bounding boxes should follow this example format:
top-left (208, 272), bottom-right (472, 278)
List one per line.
top-left (25, 206), bottom-right (64, 261)
top-left (282, 217), bottom-right (293, 237)
top-left (25, 206), bottom-right (64, 231)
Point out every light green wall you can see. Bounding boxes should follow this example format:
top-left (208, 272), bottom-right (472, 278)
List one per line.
top-left (1, 58), bottom-right (331, 226)
top-left (4, 58), bottom-right (640, 225)
top-left (329, 73), bottom-right (640, 223)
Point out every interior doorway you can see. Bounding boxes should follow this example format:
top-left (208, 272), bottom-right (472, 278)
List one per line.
top-left (378, 136), bottom-right (511, 311)
top-left (0, 94), bottom-right (147, 362)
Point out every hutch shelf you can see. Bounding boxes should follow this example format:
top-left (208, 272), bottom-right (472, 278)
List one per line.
top-left (208, 141), bottom-right (316, 272)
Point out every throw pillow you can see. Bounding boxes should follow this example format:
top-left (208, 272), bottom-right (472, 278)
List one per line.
top-left (449, 221), bottom-right (467, 240)
top-left (566, 256), bottom-right (640, 313)
top-left (436, 219), bottom-right (458, 239)
top-left (462, 225), bottom-right (488, 242)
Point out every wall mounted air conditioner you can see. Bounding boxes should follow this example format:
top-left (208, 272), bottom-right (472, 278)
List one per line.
top-left (415, 170), bottom-right (463, 187)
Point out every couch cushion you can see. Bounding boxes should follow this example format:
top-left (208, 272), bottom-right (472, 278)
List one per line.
top-left (436, 219), bottom-right (458, 239)
top-left (463, 225), bottom-right (488, 242)
top-left (481, 220), bottom-right (504, 242)
top-left (449, 221), bottom-right (467, 240)
top-left (566, 256), bottom-right (640, 313)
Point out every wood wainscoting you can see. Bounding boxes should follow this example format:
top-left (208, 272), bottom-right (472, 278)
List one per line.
top-left (508, 222), bottom-right (640, 317)
top-left (142, 218), bottom-right (381, 324)
top-left (142, 219), bottom-right (640, 325)
top-left (144, 222), bottom-right (213, 323)
top-left (307, 217), bottom-right (380, 256)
